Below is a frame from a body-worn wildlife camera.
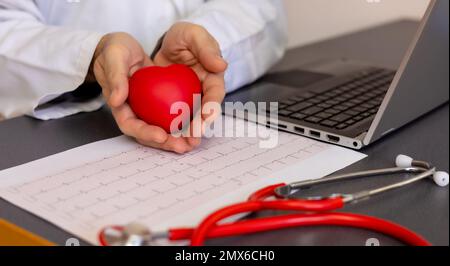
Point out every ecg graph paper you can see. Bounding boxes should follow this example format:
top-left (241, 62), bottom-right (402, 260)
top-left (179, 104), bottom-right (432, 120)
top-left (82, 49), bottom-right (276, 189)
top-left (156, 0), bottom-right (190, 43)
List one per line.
top-left (0, 118), bottom-right (365, 245)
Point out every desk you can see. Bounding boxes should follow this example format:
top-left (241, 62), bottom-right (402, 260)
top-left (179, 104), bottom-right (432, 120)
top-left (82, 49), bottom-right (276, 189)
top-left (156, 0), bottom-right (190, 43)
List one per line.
top-left (0, 20), bottom-right (448, 246)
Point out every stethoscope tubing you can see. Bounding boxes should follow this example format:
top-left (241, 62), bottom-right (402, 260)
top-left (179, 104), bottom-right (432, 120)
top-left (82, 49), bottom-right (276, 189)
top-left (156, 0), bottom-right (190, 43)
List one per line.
top-left (98, 156), bottom-right (447, 246)
top-left (168, 213), bottom-right (431, 246)
top-left (188, 197), bottom-right (344, 245)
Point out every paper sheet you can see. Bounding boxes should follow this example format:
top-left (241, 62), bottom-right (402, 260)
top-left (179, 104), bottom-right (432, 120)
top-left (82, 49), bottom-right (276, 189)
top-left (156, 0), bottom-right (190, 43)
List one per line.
top-left (0, 117), bottom-right (366, 245)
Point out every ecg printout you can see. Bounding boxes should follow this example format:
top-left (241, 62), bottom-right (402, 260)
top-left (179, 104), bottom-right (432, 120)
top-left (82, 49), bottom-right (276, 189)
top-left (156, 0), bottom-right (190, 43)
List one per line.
top-left (0, 117), bottom-right (366, 245)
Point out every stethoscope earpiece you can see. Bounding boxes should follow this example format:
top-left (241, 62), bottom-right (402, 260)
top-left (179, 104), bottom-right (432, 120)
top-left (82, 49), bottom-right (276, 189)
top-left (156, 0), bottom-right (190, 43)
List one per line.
top-left (396, 154), bottom-right (414, 168)
top-left (396, 154), bottom-right (449, 187)
top-left (433, 171), bottom-right (450, 187)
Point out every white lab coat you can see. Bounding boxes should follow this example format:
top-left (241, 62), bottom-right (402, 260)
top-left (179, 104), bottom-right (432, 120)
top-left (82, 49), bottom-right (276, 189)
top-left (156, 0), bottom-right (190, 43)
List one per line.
top-left (0, 0), bottom-right (287, 121)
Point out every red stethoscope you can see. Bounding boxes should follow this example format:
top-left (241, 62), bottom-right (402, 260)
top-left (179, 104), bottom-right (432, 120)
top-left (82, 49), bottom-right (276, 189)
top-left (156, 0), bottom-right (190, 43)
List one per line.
top-left (98, 155), bottom-right (449, 246)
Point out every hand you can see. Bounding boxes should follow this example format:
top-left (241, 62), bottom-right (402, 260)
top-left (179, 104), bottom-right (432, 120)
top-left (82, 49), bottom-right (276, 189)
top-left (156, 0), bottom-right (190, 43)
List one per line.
top-left (91, 32), bottom-right (196, 154)
top-left (154, 22), bottom-right (228, 146)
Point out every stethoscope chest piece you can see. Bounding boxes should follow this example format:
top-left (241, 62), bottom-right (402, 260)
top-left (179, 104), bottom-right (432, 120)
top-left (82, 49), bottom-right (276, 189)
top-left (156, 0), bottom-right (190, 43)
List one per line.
top-left (100, 223), bottom-right (152, 246)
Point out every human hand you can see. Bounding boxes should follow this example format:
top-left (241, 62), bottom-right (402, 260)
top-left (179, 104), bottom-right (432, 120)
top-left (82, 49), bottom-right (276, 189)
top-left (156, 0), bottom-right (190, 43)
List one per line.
top-left (154, 22), bottom-right (228, 146)
top-left (91, 32), bottom-right (198, 154)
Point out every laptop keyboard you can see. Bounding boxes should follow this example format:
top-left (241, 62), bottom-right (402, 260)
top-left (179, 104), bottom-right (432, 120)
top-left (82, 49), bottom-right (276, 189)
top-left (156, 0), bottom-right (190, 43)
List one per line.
top-left (275, 69), bottom-right (396, 130)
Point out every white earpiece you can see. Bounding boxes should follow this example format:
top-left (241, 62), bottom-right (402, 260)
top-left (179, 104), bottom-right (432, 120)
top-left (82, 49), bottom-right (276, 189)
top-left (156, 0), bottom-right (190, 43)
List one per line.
top-left (396, 155), bottom-right (414, 168)
top-left (433, 171), bottom-right (449, 187)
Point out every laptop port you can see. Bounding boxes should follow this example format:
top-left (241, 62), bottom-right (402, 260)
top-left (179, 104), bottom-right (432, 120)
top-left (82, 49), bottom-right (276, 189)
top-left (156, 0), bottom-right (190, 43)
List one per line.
top-left (267, 121), bottom-right (287, 129)
top-left (294, 127), bottom-right (305, 134)
top-left (310, 130), bottom-right (321, 138)
top-left (327, 135), bottom-right (341, 143)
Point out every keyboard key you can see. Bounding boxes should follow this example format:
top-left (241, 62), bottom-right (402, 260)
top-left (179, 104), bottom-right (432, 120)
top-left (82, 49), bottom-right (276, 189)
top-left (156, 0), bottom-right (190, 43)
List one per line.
top-left (306, 98), bottom-right (322, 104)
top-left (349, 98), bottom-right (365, 105)
top-left (361, 103), bottom-right (374, 109)
top-left (279, 109), bottom-right (292, 117)
top-left (336, 86), bottom-right (348, 92)
top-left (297, 92), bottom-right (316, 99)
top-left (280, 99), bottom-right (296, 105)
top-left (321, 120), bottom-right (339, 127)
top-left (324, 109), bottom-right (341, 115)
top-left (362, 84), bottom-right (375, 90)
top-left (346, 119), bottom-right (357, 125)
top-left (354, 88), bottom-right (367, 94)
top-left (316, 112), bottom-right (333, 119)
top-left (365, 92), bottom-right (378, 98)
top-left (334, 96), bottom-right (348, 102)
top-left (347, 91), bottom-right (361, 97)
top-left (287, 102), bottom-right (313, 112)
top-left (330, 114), bottom-right (351, 123)
top-left (292, 96), bottom-right (306, 102)
top-left (323, 91), bottom-right (340, 97)
top-left (316, 95), bottom-right (331, 101)
top-left (369, 108), bottom-right (379, 114)
top-left (374, 97), bottom-right (384, 104)
top-left (290, 113), bottom-right (307, 120)
top-left (301, 107), bottom-right (323, 116)
top-left (317, 103), bottom-right (332, 109)
top-left (359, 95), bottom-right (372, 101)
top-left (336, 124), bottom-right (348, 130)
top-left (379, 85), bottom-right (390, 92)
top-left (344, 110), bottom-right (359, 116)
top-left (352, 106), bottom-right (368, 112)
top-left (342, 102), bottom-right (356, 108)
top-left (305, 117), bottom-right (323, 124)
top-left (368, 99), bottom-right (381, 105)
top-left (325, 100), bottom-right (339, 105)
top-left (333, 105), bottom-right (350, 111)
top-left (345, 84), bottom-right (358, 90)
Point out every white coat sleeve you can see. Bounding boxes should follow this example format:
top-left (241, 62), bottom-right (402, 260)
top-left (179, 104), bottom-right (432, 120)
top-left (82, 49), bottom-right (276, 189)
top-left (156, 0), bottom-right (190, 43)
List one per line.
top-left (184, 0), bottom-right (288, 93)
top-left (0, 0), bottom-right (104, 121)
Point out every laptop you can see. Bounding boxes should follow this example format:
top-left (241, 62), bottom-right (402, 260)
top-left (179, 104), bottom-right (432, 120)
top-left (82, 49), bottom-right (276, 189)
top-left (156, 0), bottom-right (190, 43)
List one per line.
top-left (224, 0), bottom-right (449, 149)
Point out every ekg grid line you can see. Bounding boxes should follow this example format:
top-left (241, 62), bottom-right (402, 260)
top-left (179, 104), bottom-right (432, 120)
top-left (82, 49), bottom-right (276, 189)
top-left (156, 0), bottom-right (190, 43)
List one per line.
top-left (1, 133), bottom-right (325, 233)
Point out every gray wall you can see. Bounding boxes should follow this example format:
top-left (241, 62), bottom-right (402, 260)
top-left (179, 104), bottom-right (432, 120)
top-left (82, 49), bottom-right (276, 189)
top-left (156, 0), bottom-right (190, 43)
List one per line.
top-left (284, 0), bottom-right (430, 47)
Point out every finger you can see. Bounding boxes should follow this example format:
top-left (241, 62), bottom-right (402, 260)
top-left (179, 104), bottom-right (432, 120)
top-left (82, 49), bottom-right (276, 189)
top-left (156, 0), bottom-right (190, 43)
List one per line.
top-left (186, 119), bottom-right (202, 148)
top-left (103, 47), bottom-right (132, 108)
top-left (187, 137), bottom-right (202, 148)
top-left (93, 66), bottom-right (111, 99)
top-left (163, 136), bottom-right (195, 154)
top-left (138, 136), bottom-right (194, 154)
top-left (129, 56), bottom-right (154, 77)
top-left (112, 104), bottom-right (168, 144)
top-left (185, 26), bottom-right (228, 73)
top-left (201, 73), bottom-right (226, 121)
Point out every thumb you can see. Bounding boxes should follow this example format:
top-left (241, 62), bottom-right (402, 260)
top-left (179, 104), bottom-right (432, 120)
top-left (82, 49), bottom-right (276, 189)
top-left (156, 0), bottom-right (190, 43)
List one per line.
top-left (108, 73), bottom-right (129, 108)
top-left (198, 48), bottom-right (228, 74)
top-left (186, 25), bottom-right (228, 73)
top-left (129, 56), bottom-right (154, 77)
top-left (104, 52), bottom-right (131, 108)
top-left (106, 52), bottom-right (154, 108)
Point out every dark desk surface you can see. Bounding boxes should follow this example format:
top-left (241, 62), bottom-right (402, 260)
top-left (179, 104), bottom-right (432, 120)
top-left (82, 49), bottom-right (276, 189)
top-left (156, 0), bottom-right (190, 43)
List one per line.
top-left (0, 20), bottom-right (448, 246)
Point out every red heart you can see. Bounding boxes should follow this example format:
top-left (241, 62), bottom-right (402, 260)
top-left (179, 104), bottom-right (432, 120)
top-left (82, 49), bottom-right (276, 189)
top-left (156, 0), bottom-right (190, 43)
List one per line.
top-left (128, 64), bottom-right (202, 133)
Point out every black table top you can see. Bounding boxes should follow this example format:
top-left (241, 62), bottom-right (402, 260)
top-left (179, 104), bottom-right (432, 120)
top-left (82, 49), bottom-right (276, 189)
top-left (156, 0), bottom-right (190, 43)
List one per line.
top-left (0, 20), bottom-right (448, 246)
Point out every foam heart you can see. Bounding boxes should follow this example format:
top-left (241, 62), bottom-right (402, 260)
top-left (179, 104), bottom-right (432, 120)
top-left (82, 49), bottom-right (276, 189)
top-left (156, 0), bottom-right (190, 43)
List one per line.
top-left (128, 64), bottom-right (202, 134)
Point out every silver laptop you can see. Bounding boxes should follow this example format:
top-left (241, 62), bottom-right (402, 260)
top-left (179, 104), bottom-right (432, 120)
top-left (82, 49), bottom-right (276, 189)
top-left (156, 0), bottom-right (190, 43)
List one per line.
top-left (224, 0), bottom-right (449, 149)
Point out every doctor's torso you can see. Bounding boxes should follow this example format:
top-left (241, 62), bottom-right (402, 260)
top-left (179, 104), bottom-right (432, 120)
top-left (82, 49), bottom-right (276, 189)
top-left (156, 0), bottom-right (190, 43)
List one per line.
top-left (34, 0), bottom-right (205, 53)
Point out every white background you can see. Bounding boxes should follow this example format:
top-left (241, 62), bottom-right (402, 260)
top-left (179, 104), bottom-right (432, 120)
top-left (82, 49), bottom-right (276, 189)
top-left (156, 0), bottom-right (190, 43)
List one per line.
top-left (284, 0), bottom-right (430, 48)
